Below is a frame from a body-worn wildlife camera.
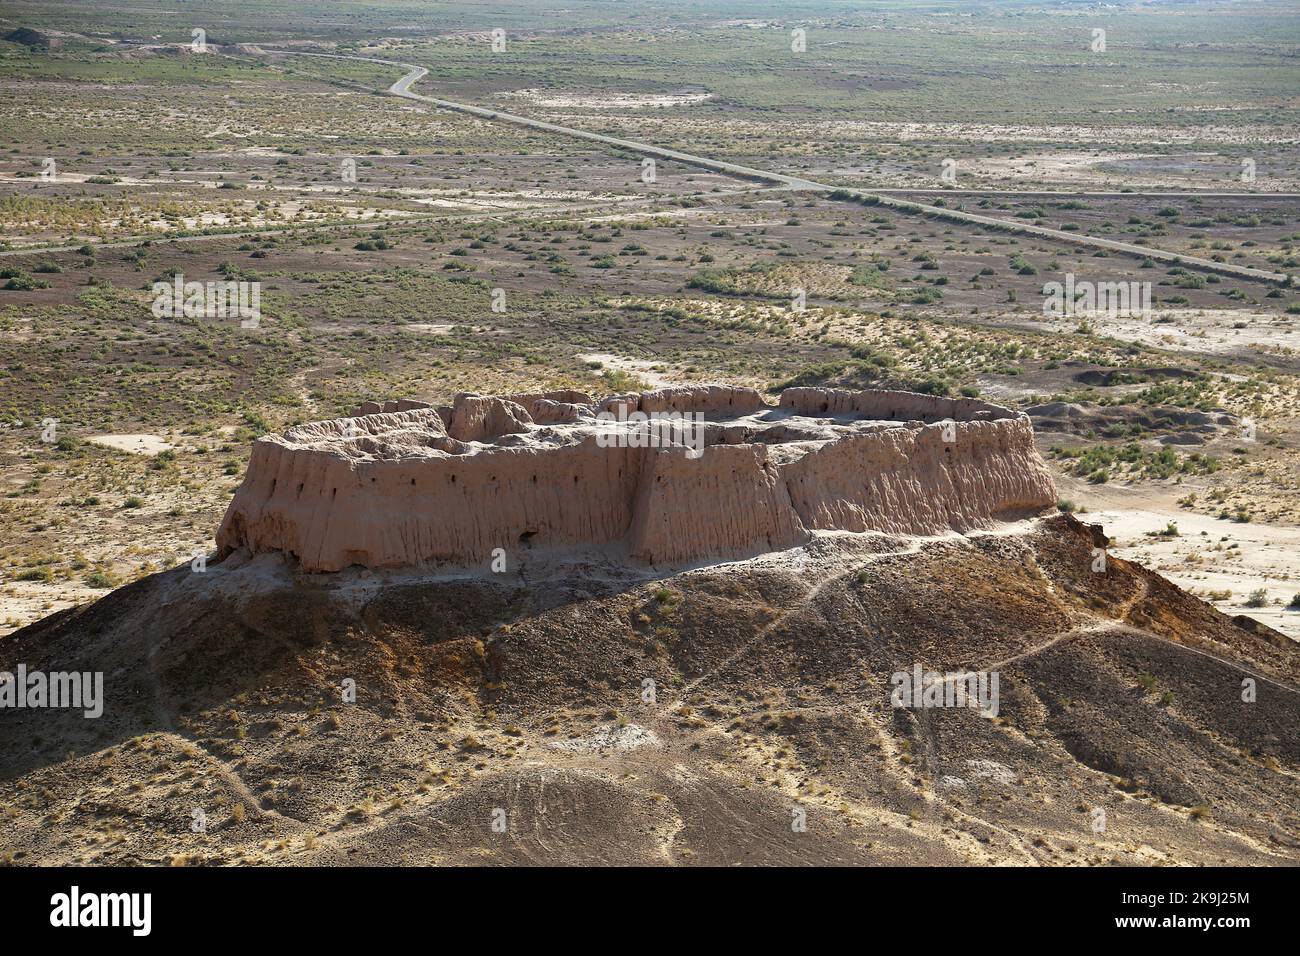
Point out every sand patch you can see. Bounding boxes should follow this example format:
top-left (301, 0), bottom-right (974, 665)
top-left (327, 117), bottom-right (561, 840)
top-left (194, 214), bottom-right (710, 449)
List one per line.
top-left (86, 434), bottom-right (173, 456)
top-left (578, 353), bottom-right (679, 388)
top-left (405, 323), bottom-right (499, 336)
top-left (1090, 506), bottom-right (1300, 640)
top-left (1040, 309), bottom-right (1300, 356)
top-left (0, 583), bottom-right (104, 637)
top-left (970, 151), bottom-right (1158, 184)
top-left (819, 121), bottom-right (1298, 147)
top-left (500, 88), bottom-right (713, 109)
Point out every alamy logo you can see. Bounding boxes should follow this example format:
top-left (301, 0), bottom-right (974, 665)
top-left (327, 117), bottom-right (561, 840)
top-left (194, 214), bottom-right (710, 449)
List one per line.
top-left (50, 887), bottom-right (151, 936)
top-left (594, 406), bottom-right (705, 457)
top-left (890, 664), bottom-right (999, 717)
top-left (0, 665), bottom-right (103, 718)
top-left (151, 273), bottom-right (261, 328)
top-left (1042, 273), bottom-right (1151, 318)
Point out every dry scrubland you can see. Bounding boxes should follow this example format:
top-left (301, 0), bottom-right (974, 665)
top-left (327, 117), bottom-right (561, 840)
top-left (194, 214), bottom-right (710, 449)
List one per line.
top-left (3, 189), bottom-right (1297, 637)
top-left (0, 0), bottom-right (1298, 865)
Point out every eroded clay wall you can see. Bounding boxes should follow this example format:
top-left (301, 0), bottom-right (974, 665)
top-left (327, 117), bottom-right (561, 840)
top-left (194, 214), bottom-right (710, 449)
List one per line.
top-left (780, 417), bottom-right (1055, 537)
top-left (221, 435), bottom-right (647, 571)
top-left (215, 388), bottom-right (1057, 571)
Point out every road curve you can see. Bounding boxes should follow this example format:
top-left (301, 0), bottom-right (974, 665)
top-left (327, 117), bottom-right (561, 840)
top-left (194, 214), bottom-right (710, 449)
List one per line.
top-left (271, 50), bottom-right (1294, 286)
top-left (285, 52), bottom-right (825, 190)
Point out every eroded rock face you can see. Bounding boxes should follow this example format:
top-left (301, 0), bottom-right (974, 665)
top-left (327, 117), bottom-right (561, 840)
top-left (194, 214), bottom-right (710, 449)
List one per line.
top-left (216, 387), bottom-right (1057, 571)
top-left (446, 395), bottom-right (533, 443)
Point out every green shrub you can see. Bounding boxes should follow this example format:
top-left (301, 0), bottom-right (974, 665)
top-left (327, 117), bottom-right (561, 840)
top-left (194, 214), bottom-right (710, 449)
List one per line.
top-left (2, 270), bottom-right (49, 291)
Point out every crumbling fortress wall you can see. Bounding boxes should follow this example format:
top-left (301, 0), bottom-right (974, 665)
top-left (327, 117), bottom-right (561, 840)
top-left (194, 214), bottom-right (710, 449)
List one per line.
top-left (215, 386), bottom-right (1057, 571)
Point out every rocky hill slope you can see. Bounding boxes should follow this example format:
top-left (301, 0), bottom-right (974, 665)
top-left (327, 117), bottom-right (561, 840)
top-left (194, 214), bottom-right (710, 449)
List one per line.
top-left (2, 512), bottom-right (1296, 866)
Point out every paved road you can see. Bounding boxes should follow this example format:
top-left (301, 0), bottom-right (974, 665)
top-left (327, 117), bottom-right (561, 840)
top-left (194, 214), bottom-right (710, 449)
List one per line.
top-left (871, 188), bottom-right (1300, 199)
top-left (860, 191), bottom-right (1292, 283)
top-left (293, 52), bottom-right (826, 190)
top-left (12, 46), bottom-right (1290, 287)
top-left (275, 50), bottom-right (1291, 287)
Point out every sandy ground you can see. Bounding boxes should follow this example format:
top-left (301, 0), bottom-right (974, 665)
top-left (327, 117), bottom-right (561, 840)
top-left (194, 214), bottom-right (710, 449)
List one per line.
top-left (577, 352), bottom-right (682, 389)
top-left (969, 151), bottom-right (1162, 185)
top-left (499, 89), bottom-right (713, 109)
top-left (0, 583), bottom-right (105, 632)
top-left (1039, 309), bottom-right (1300, 357)
top-left (1072, 482), bottom-right (1300, 639)
top-left (85, 433), bottom-right (173, 455)
top-left (819, 121), bottom-right (1299, 148)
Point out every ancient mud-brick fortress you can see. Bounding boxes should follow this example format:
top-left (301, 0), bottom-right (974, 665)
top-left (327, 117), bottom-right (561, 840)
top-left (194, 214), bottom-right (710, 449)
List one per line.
top-left (216, 386), bottom-right (1057, 571)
